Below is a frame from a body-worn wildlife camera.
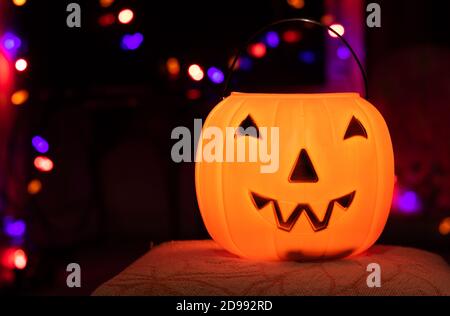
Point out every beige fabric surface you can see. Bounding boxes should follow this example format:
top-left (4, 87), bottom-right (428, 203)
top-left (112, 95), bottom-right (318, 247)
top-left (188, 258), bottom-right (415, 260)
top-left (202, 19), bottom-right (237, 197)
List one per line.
top-left (92, 240), bottom-right (450, 296)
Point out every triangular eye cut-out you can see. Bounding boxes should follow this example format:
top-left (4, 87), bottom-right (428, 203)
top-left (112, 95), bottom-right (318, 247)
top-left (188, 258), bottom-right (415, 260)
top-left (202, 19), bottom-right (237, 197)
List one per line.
top-left (344, 116), bottom-right (368, 140)
top-left (250, 192), bottom-right (271, 210)
top-left (335, 191), bottom-right (356, 208)
top-left (236, 115), bottom-right (260, 138)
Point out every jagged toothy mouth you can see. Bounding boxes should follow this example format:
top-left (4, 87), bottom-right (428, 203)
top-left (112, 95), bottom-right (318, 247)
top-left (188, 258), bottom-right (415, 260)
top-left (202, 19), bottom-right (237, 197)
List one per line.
top-left (250, 191), bottom-right (356, 232)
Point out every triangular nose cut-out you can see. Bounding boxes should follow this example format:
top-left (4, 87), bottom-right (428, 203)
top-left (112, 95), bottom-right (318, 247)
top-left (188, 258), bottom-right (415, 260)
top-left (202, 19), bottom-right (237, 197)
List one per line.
top-left (289, 149), bottom-right (319, 183)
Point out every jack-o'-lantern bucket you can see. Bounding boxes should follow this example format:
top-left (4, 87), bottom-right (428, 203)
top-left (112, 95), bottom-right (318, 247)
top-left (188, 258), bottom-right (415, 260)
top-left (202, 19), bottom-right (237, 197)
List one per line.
top-left (195, 19), bottom-right (394, 261)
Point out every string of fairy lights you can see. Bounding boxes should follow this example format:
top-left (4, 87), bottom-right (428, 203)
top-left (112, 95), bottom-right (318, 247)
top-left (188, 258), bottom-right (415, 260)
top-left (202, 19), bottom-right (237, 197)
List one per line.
top-left (1, 0), bottom-right (32, 280)
top-left (0, 0), bottom-right (449, 286)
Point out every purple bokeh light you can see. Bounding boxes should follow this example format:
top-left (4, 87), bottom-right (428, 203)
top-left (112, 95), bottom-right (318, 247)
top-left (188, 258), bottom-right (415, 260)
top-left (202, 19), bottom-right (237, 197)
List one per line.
top-left (32, 135), bottom-right (49, 153)
top-left (207, 67), bottom-right (224, 84)
top-left (396, 190), bottom-right (422, 214)
top-left (337, 46), bottom-right (351, 60)
top-left (121, 33), bottom-right (144, 51)
top-left (1, 32), bottom-right (22, 55)
top-left (265, 31), bottom-right (280, 48)
top-left (4, 217), bottom-right (26, 238)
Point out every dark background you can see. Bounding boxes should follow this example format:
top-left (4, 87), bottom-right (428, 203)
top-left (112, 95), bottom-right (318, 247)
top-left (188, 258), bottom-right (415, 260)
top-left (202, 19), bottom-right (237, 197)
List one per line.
top-left (0, 0), bottom-right (449, 294)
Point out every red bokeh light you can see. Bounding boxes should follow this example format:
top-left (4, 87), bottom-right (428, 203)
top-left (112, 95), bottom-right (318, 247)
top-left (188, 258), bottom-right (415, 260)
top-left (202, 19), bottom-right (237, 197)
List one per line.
top-left (186, 88), bottom-right (201, 100)
top-left (98, 13), bottom-right (115, 27)
top-left (248, 43), bottom-right (266, 58)
top-left (0, 49), bottom-right (13, 105)
top-left (1, 248), bottom-right (27, 270)
top-left (34, 156), bottom-right (54, 172)
top-left (282, 30), bottom-right (302, 43)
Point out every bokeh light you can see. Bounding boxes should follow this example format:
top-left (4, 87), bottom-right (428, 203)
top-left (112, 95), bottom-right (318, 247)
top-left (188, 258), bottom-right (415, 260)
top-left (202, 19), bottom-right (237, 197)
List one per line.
top-left (166, 57), bottom-right (180, 77)
top-left (120, 33), bottom-right (144, 50)
top-left (299, 50), bottom-right (316, 64)
top-left (248, 43), bottom-right (266, 58)
top-left (11, 90), bottom-right (29, 105)
top-left (207, 67), bottom-right (224, 84)
top-left (32, 135), bottom-right (49, 153)
top-left (2, 32), bottom-right (22, 54)
top-left (438, 217), bottom-right (450, 236)
top-left (321, 14), bottom-right (334, 26)
top-left (12, 0), bottom-right (27, 6)
top-left (4, 218), bottom-right (26, 238)
top-left (395, 190), bottom-right (422, 214)
top-left (118, 9), bottom-right (134, 24)
top-left (27, 179), bottom-right (42, 195)
top-left (34, 156), bottom-right (54, 172)
top-left (15, 58), bottom-right (28, 72)
top-left (186, 88), bottom-right (201, 100)
top-left (328, 23), bottom-right (345, 38)
top-left (337, 46), bottom-right (351, 60)
top-left (98, 13), bottom-right (115, 27)
top-left (1, 248), bottom-right (28, 270)
top-left (13, 249), bottom-right (27, 270)
top-left (99, 0), bottom-right (114, 8)
top-left (188, 64), bottom-right (204, 81)
top-left (287, 0), bottom-right (305, 9)
top-left (282, 30), bottom-right (302, 43)
top-left (265, 31), bottom-right (280, 48)
top-left (237, 57), bottom-right (253, 71)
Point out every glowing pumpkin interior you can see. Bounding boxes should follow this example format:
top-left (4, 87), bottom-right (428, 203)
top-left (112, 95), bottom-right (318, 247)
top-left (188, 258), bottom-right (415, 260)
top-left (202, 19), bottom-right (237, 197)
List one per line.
top-left (195, 92), bottom-right (394, 261)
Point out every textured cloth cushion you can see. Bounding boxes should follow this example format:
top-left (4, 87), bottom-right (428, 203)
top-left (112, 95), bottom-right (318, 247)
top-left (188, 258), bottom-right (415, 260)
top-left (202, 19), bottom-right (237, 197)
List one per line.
top-left (92, 240), bottom-right (450, 296)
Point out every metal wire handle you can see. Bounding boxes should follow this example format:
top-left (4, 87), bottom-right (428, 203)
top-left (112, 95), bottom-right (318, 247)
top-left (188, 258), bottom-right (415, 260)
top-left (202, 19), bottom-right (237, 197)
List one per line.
top-left (222, 18), bottom-right (368, 100)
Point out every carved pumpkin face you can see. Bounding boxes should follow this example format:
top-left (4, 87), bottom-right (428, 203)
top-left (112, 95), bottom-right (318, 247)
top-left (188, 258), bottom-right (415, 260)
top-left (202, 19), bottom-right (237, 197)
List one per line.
top-left (196, 92), bottom-right (394, 261)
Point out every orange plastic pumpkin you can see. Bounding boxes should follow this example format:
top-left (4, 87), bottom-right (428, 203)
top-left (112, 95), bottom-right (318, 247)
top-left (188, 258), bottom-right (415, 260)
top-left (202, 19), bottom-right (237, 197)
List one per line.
top-left (195, 92), bottom-right (394, 261)
top-left (195, 18), bottom-right (394, 261)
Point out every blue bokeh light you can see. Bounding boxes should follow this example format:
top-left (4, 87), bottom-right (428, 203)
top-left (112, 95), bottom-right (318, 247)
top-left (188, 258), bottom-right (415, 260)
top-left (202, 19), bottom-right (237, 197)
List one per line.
top-left (207, 67), bottom-right (225, 84)
top-left (238, 56), bottom-right (253, 71)
top-left (32, 136), bottom-right (49, 154)
top-left (121, 33), bottom-right (144, 51)
top-left (265, 31), bottom-right (280, 48)
top-left (4, 217), bottom-right (26, 238)
top-left (299, 50), bottom-right (316, 64)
